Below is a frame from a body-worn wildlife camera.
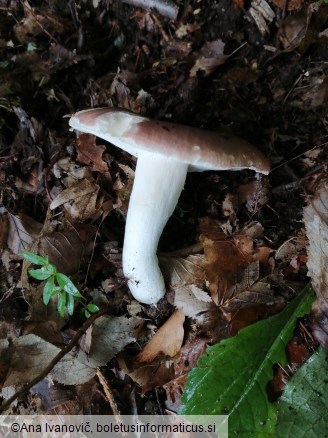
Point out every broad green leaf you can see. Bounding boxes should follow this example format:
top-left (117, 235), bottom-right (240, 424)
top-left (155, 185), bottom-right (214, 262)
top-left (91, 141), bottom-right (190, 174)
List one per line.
top-left (87, 303), bottom-right (99, 313)
top-left (84, 310), bottom-right (91, 319)
top-left (57, 292), bottom-right (67, 318)
top-left (66, 293), bottom-right (75, 316)
top-left (21, 251), bottom-right (48, 266)
top-left (43, 276), bottom-right (55, 305)
top-left (179, 286), bottom-right (315, 437)
top-left (28, 267), bottom-right (53, 281)
top-left (277, 347), bottom-right (328, 437)
top-left (56, 273), bottom-right (81, 297)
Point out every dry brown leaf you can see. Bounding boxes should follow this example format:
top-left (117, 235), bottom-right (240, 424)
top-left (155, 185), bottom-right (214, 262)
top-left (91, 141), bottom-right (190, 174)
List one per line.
top-left (7, 213), bottom-right (42, 256)
top-left (163, 374), bottom-right (188, 411)
top-left (174, 285), bottom-right (212, 318)
top-left (137, 309), bottom-right (185, 363)
top-left (160, 254), bottom-right (206, 288)
top-left (190, 39), bottom-right (227, 78)
top-left (113, 163), bottom-right (135, 215)
top-left (279, 1), bottom-right (325, 52)
top-left (38, 225), bottom-right (95, 275)
top-left (22, 321), bottom-right (64, 345)
top-left (237, 179), bottom-right (269, 213)
top-left (163, 336), bottom-right (208, 410)
top-left (200, 219), bottom-right (254, 303)
top-left (222, 281), bottom-right (273, 313)
top-left (303, 180), bottom-right (328, 348)
top-left (50, 178), bottom-right (102, 221)
top-left (0, 334), bottom-right (95, 388)
top-left (77, 316), bottom-right (143, 368)
top-left (272, 0), bottom-right (303, 11)
top-left (199, 217), bottom-right (271, 307)
top-left (118, 354), bottom-right (175, 393)
top-left (75, 134), bottom-right (108, 173)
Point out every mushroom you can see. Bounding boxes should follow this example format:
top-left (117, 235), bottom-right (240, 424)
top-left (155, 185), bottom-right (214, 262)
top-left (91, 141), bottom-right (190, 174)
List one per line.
top-left (69, 108), bottom-right (270, 304)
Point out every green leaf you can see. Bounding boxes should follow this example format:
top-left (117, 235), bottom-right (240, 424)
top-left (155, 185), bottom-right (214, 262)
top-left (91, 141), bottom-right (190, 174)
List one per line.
top-left (277, 347), bottom-right (328, 437)
top-left (66, 293), bottom-right (75, 316)
top-left (21, 251), bottom-right (48, 266)
top-left (84, 310), bottom-right (91, 319)
top-left (86, 303), bottom-right (99, 313)
top-left (179, 285), bottom-right (315, 437)
top-left (56, 273), bottom-right (81, 297)
top-left (43, 276), bottom-right (56, 305)
top-left (28, 267), bottom-right (53, 281)
top-left (57, 292), bottom-right (67, 318)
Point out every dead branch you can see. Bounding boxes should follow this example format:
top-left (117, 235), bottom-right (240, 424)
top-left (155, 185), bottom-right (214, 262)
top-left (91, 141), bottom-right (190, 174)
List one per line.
top-left (0, 306), bottom-right (112, 414)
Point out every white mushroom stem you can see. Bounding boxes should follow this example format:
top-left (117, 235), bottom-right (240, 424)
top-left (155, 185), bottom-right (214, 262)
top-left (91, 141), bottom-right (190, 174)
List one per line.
top-left (122, 151), bottom-right (188, 304)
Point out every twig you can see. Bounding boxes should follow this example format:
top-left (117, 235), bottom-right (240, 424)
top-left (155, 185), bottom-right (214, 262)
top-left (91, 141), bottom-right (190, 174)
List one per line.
top-left (96, 368), bottom-right (121, 418)
top-left (121, 0), bottom-right (179, 20)
top-left (0, 306), bottom-right (112, 414)
top-left (23, 0), bottom-right (59, 44)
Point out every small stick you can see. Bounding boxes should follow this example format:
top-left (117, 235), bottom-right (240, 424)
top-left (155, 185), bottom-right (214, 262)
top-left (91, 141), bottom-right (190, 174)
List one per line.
top-left (121, 0), bottom-right (179, 20)
top-left (96, 368), bottom-right (121, 418)
top-left (0, 306), bottom-right (112, 413)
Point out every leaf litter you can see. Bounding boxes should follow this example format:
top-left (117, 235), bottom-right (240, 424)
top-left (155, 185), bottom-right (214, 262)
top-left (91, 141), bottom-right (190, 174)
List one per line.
top-left (0, 0), bottom-right (326, 424)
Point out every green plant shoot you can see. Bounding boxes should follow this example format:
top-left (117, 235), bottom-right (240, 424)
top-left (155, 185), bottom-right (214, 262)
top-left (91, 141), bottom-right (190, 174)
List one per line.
top-left (22, 250), bottom-right (99, 318)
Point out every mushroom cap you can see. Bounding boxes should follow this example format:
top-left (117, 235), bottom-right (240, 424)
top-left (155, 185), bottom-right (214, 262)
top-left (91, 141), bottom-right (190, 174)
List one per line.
top-left (69, 107), bottom-right (270, 174)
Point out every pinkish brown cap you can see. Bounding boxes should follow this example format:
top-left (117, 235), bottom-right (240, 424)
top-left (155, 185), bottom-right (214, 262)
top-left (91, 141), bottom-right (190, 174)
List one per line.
top-left (69, 107), bottom-right (270, 174)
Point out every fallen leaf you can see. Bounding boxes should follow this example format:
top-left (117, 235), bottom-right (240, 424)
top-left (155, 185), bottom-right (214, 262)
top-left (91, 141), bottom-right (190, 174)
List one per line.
top-left (118, 354), bottom-right (175, 392)
top-left (75, 134), bottom-right (107, 173)
top-left (237, 179), bottom-right (270, 213)
top-left (38, 225), bottom-right (95, 275)
top-left (272, 0), bottom-right (303, 11)
top-left (78, 316), bottom-right (143, 367)
top-left (7, 213), bottom-right (42, 256)
top-left (200, 223), bottom-right (254, 304)
top-left (303, 180), bottom-right (328, 348)
top-left (137, 309), bottom-right (185, 363)
top-left (0, 334), bottom-right (94, 388)
top-left (50, 178), bottom-right (102, 221)
top-left (160, 254), bottom-right (206, 288)
top-left (190, 39), bottom-right (227, 77)
top-left (174, 285), bottom-right (212, 318)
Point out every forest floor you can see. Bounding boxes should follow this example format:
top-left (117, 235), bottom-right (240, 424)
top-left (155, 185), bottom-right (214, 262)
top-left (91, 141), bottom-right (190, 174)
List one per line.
top-left (0, 0), bottom-right (327, 418)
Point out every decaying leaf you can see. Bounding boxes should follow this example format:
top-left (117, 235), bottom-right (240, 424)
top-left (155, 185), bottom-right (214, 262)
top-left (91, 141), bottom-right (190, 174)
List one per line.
top-left (238, 179), bottom-right (270, 213)
top-left (280, 1), bottom-right (327, 52)
top-left (7, 213), bottom-right (42, 256)
top-left (118, 354), bottom-right (175, 393)
top-left (137, 309), bottom-right (185, 363)
top-left (0, 315), bottom-right (143, 390)
top-left (163, 336), bottom-right (208, 410)
top-left (37, 225), bottom-right (95, 275)
top-left (75, 134), bottom-right (108, 173)
top-left (199, 218), bottom-right (272, 309)
top-left (174, 285), bottom-right (212, 318)
top-left (0, 334), bottom-right (94, 388)
top-left (78, 316), bottom-right (143, 368)
top-left (271, 0), bottom-right (303, 11)
top-left (50, 178), bottom-right (102, 221)
top-left (160, 254), bottom-right (206, 287)
top-left (303, 180), bottom-right (328, 348)
top-left (190, 39), bottom-right (227, 78)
